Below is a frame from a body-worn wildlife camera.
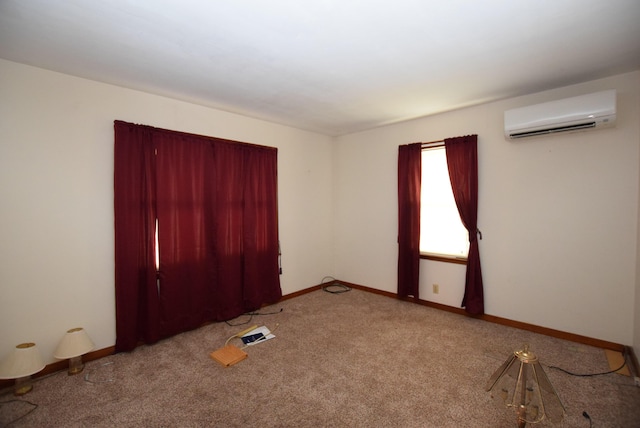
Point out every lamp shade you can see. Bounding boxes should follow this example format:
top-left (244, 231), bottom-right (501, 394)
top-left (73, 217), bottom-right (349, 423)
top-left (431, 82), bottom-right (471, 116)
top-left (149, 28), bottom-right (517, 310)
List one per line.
top-left (54, 327), bottom-right (95, 359)
top-left (0, 343), bottom-right (46, 379)
top-left (486, 345), bottom-right (565, 427)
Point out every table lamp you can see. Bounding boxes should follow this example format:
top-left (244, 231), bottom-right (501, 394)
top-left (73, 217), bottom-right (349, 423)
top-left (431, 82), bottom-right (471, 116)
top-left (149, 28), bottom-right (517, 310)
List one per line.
top-left (486, 344), bottom-right (565, 427)
top-left (54, 327), bottom-right (95, 375)
top-left (0, 342), bottom-right (46, 395)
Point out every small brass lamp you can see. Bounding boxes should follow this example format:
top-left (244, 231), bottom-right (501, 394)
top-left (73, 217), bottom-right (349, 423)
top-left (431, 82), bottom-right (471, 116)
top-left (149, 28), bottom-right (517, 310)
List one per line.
top-left (54, 327), bottom-right (95, 375)
top-left (486, 344), bottom-right (565, 427)
top-left (0, 342), bottom-right (46, 395)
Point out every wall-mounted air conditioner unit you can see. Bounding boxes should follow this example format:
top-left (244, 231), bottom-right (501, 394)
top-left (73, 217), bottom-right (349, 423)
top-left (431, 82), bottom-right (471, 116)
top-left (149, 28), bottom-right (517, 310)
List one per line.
top-left (504, 90), bottom-right (616, 139)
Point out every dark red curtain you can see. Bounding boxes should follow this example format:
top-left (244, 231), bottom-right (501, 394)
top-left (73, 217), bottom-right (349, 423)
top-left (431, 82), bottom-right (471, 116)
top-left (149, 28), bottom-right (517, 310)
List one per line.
top-left (114, 120), bottom-right (281, 352)
top-left (114, 124), bottom-right (160, 350)
top-left (444, 135), bottom-right (484, 315)
top-left (209, 141), bottom-right (282, 321)
top-left (153, 131), bottom-right (216, 338)
top-left (397, 143), bottom-right (422, 299)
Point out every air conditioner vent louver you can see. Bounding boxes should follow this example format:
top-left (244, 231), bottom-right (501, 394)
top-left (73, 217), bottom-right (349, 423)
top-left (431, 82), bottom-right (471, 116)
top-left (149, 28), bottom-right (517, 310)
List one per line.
top-left (509, 122), bottom-right (596, 139)
top-left (504, 90), bottom-right (616, 140)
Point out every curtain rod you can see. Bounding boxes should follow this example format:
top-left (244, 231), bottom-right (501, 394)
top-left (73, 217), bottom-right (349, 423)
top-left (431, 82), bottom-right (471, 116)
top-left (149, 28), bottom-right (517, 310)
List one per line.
top-left (421, 139), bottom-right (444, 148)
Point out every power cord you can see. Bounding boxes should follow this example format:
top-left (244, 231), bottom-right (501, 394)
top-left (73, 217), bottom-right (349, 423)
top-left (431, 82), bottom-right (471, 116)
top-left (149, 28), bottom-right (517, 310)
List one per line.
top-left (321, 276), bottom-right (351, 294)
top-left (548, 352), bottom-right (628, 428)
top-left (0, 399), bottom-right (38, 426)
top-left (84, 361), bottom-right (115, 384)
top-left (225, 308), bottom-right (283, 327)
top-left (547, 353), bottom-right (628, 377)
top-left (225, 324), bottom-right (260, 346)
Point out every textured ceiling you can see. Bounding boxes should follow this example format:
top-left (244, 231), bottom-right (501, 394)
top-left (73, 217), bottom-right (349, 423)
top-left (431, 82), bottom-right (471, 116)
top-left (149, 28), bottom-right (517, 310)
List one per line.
top-left (1, 0), bottom-right (639, 136)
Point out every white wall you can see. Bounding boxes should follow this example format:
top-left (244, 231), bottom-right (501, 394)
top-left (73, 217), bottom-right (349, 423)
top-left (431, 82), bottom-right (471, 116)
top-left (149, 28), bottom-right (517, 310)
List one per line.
top-left (334, 71), bottom-right (640, 346)
top-left (1, 58), bottom-right (638, 366)
top-left (0, 59), bottom-right (334, 363)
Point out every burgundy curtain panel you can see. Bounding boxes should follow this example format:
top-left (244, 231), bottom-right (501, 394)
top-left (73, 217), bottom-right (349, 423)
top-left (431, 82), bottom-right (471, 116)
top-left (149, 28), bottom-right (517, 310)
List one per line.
top-left (444, 135), bottom-right (484, 315)
top-left (397, 143), bottom-right (422, 299)
top-left (114, 121), bottom-right (281, 352)
top-left (114, 124), bottom-right (161, 351)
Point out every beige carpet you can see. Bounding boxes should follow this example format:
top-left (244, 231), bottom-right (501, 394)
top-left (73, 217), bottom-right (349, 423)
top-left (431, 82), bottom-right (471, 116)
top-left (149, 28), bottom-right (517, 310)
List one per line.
top-left (1, 289), bottom-right (639, 427)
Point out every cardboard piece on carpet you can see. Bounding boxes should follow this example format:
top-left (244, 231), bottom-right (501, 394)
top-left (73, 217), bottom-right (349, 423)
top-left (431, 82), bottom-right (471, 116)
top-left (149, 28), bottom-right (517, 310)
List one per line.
top-left (605, 349), bottom-right (630, 376)
top-left (210, 344), bottom-right (247, 367)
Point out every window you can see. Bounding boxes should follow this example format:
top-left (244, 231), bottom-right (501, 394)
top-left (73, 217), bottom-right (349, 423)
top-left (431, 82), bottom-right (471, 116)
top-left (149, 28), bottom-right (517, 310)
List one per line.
top-left (420, 147), bottom-right (469, 259)
top-left (114, 120), bottom-right (282, 352)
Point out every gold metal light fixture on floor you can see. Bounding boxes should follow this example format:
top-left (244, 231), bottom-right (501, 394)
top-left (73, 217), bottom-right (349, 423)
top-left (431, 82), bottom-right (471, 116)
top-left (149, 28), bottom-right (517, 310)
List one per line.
top-left (0, 342), bottom-right (46, 395)
top-left (54, 327), bottom-right (95, 375)
top-left (486, 344), bottom-right (565, 427)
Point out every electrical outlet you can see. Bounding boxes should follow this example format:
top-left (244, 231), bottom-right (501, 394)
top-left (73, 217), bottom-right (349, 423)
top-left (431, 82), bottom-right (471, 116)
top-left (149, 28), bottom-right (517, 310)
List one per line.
top-left (432, 284), bottom-right (439, 294)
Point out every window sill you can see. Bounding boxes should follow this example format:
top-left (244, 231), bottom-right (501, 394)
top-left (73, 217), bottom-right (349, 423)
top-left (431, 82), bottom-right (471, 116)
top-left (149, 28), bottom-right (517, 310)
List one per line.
top-left (420, 253), bottom-right (467, 265)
